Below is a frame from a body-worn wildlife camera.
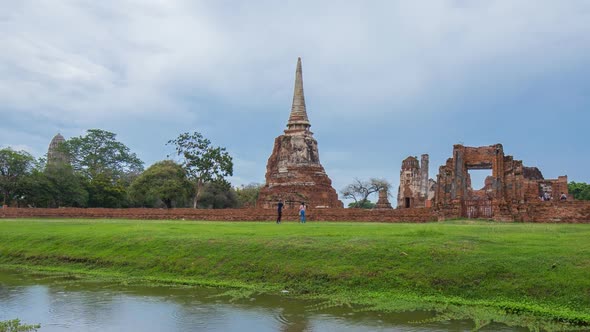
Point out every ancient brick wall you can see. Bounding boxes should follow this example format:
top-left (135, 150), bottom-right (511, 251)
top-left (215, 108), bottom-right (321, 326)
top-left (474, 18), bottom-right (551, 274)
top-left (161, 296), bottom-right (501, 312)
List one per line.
top-left (512, 201), bottom-right (590, 223)
top-left (0, 207), bottom-right (437, 223)
top-left (434, 144), bottom-right (571, 221)
top-left (2, 203), bottom-right (588, 223)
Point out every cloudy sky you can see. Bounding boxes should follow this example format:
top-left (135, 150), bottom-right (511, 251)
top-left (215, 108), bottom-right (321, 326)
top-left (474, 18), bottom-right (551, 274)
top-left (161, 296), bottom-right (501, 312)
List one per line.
top-left (1, 1), bottom-right (589, 205)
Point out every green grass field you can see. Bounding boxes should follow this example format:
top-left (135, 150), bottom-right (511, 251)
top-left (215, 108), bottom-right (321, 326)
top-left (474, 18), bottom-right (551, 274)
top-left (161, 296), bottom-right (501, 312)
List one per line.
top-left (0, 218), bottom-right (589, 330)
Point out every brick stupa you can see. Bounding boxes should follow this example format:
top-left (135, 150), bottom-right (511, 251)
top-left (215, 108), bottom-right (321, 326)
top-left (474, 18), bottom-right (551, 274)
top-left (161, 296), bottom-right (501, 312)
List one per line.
top-left (257, 58), bottom-right (343, 209)
top-left (47, 133), bottom-right (68, 166)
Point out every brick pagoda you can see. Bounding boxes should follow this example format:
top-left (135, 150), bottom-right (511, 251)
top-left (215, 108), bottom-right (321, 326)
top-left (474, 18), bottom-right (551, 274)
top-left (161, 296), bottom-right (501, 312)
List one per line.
top-left (257, 58), bottom-right (343, 209)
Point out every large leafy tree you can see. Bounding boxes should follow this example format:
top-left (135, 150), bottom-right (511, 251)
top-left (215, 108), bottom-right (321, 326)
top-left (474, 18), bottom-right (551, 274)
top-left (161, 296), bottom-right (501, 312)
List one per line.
top-left (16, 159), bottom-right (86, 208)
top-left (20, 167), bottom-right (53, 207)
top-left (44, 163), bottom-right (88, 207)
top-left (198, 179), bottom-right (238, 209)
top-left (340, 178), bottom-right (390, 209)
top-left (167, 132), bottom-right (233, 208)
top-left (128, 160), bottom-right (192, 208)
top-left (61, 129), bottom-right (144, 207)
top-left (0, 148), bottom-right (35, 206)
top-left (568, 181), bottom-right (590, 201)
top-left (235, 183), bottom-right (262, 208)
top-left (62, 129), bottom-right (143, 179)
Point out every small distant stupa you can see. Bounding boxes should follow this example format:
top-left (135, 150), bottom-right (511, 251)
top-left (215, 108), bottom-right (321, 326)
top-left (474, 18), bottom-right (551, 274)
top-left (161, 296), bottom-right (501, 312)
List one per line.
top-left (257, 58), bottom-right (343, 209)
top-left (374, 188), bottom-right (393, 209)
top-left (47, 133), bottom-right (69, 166)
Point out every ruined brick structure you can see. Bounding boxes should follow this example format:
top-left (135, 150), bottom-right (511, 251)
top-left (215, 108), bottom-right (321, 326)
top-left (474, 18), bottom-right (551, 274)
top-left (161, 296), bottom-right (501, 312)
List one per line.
top-left (397, 154), bottom-right (435, 208)
top-left (47, 133), bottom-right (68, 166)
top-left (0, 207), bottom-right (438, 223)
top-left (257, 58), bottom-right (343, 209)
top-left (3, 202), bottom-right (589, 222)
top-left (374, 188), bottom-right (393, 209)
top-left (434, 144), bottom-right (569, 219)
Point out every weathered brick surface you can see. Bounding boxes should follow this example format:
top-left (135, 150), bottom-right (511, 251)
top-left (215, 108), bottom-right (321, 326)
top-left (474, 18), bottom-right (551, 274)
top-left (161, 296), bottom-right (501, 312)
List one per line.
top-left (1, 202), bottom-right (588, 223)
top-left (0, 207), bottom-right (437, 223)
top-left (257, 135), bottom-right (342, 209)
top-left (432, 144), bottom-right (577, 221)
top-left (435, 144), bottom-right (568, 206)
top-left (512, 201), bottom-right (590, 223)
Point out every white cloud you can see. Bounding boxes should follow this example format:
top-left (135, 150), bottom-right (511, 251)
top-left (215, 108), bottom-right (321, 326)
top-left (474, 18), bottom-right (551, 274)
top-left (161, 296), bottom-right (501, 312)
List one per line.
top-left (1, 0), bottom-right (589, 190)
top-left (2, 0), bottom-right (589, 123)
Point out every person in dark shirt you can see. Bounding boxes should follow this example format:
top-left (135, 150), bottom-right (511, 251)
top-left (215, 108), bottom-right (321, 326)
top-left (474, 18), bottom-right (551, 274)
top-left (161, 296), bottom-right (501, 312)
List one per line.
top-left (276, 200), bottom-right (284, 224)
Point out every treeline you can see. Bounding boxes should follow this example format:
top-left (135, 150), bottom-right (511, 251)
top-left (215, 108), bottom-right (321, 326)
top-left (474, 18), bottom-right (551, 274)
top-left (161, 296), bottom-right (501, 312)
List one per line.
top-left (0, 129), bottom-right (262, 208)
top-left (568, 182), bottom-right (590, 201)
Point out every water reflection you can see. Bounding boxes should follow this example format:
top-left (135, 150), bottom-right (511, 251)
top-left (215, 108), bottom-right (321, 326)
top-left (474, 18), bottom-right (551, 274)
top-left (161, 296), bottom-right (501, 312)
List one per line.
top-left (0, 270), bottom-right (525, 331)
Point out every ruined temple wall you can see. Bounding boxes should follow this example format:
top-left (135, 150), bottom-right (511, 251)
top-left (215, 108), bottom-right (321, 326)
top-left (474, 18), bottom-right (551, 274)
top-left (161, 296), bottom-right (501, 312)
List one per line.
top-left (523, 180), bottom-right (542, 202)
top-left (3, 201), bottom-right (588, 223)
top-left (433, 144), bottom-right (574, 223)
top-left (433, 200), bottom-right (590, 223)
top-left (513, 201), bottom-right (590, 223)
top-left (503, 157), bottom-right (523, 203)
top-left (0, 207), bottom-right (437, 223)
top-left (555, 176), bottom-right (569, 198)
top-left (420, 154), bottom-right (429, 198)
top-left (435, 158), bottom-right (457, 206)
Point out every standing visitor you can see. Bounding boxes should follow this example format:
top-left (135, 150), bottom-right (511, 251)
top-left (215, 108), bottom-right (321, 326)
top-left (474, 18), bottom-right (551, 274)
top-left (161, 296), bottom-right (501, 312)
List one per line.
top-left (299, 202), bottom-right (306, 223)
top-left (276, 200), bottom-right (284, 224)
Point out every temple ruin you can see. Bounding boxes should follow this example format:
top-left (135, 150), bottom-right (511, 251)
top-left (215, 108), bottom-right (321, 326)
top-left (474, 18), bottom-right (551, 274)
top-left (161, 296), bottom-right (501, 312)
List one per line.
top-left (256, 58), bottom-right (343, 209)
top-left (397, 154), bottom-right (435, 208)
top-left (374, 188), bottom-right (393, 209)
top-left (47, 133), bottom-right (69, 166)
top-left (434, 144), bottom-right (569, 219)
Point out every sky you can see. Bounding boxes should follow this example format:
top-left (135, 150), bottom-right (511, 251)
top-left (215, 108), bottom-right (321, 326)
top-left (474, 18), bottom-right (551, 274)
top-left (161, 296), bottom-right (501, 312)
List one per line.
top-left (1, 0), bottom-right (589, 206)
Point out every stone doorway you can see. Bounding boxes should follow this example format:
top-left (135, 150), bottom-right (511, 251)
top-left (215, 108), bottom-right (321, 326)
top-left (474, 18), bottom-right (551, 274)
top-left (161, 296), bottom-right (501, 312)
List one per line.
top-left (404, 197), bottom-right (411, 208)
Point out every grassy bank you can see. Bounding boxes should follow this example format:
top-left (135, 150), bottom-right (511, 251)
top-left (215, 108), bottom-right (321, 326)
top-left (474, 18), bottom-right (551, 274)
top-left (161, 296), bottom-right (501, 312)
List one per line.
top-left (1, 219), bottom-right (589, 330)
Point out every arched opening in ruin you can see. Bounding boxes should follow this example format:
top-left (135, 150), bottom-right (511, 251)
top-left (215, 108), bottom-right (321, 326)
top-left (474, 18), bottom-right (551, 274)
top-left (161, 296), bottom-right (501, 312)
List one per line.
top-left (404, 197), bottom-right (411, 208)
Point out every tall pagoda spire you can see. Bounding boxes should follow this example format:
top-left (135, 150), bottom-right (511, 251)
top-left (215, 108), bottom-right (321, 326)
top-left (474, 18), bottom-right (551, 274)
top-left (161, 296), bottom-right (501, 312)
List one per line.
top-left (285, 57), bottom-right (311, 134)
top-left (257, 57), bottom-right (343, 209)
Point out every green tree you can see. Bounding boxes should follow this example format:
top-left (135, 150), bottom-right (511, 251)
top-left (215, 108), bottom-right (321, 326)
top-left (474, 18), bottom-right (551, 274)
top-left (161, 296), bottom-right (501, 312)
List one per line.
top-left (347, 200), bottom-right (376, 209)
top-left (198, 179), bottom-right (238, 209)
top-left (44, 163), bottom-right (88, 207)
top-left (61, 129), bottom-right (143, 207)
top-left (128, 160), bottom-right (192, 208)
top-left (62, 129), bottom-right (143, 179)
top-left (341, 178), bottom-right (390, 209)
top-left (0, 148), bottom-right (35, 206)
top-left (568, 181), bottom-right (590, 200)
top-left (167, 132), bottom-right (233, 208)
top-left (19, 167), bottom-right (53, 207)
top-left (84, 173), bottom-right (129, 208)
top-left (0, 318), bottom-right (40, 332)
top-left (17, 159), bottom-right (88, 208)
top-left (235, 183), bottom-right (262, 208)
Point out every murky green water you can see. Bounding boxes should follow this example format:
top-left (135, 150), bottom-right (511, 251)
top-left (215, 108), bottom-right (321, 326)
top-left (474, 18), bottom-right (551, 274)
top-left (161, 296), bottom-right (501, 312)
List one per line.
top-left (0, 270), bottom-right (526, 331)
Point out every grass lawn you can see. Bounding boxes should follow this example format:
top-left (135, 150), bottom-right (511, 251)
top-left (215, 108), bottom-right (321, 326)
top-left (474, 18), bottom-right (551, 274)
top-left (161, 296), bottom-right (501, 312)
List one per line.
top-left (0, 218), bottom-right (589, 330)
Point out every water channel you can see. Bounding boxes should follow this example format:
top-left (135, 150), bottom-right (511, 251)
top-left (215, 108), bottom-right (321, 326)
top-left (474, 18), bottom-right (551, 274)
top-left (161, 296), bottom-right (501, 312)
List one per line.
top-left (0, 270), bottom-right (527, 331)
